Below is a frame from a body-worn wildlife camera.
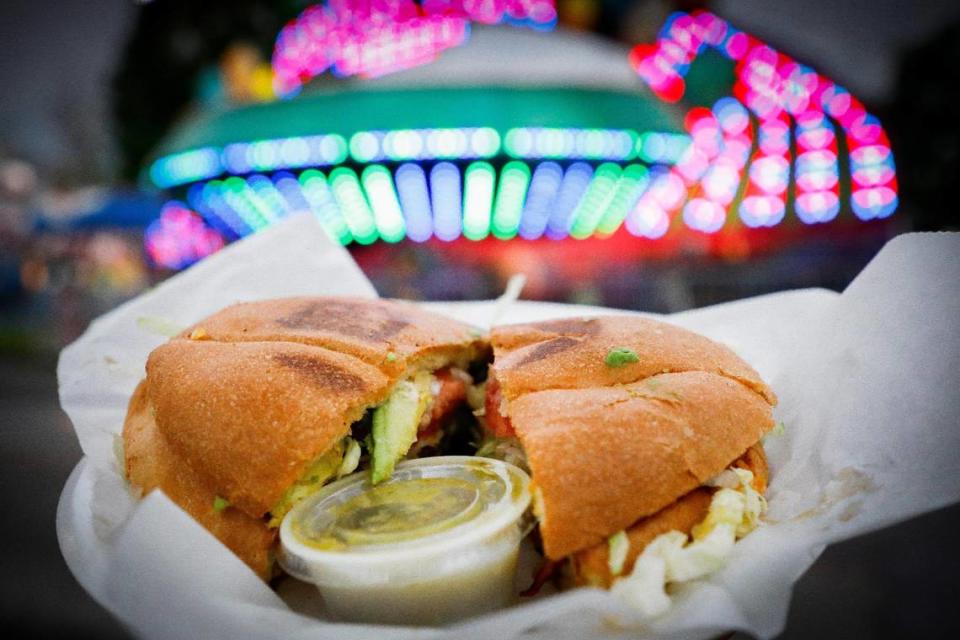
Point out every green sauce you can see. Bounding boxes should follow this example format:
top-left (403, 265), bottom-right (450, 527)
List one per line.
top-left (294, 466), bottom-right (508, 551)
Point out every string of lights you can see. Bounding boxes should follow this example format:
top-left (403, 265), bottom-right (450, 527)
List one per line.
top-left (144, 9), bottom-right (899, 269)
top-left (272, 0), bottom-right (557, 95)
top-left (629, 9), bottom-right (898, 225)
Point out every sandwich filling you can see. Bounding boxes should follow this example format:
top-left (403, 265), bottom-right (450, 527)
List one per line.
top-left (266, 365), bottom-right (483, 528)
top-left (479, 369), bottom-right (770, 603)
top-left (608, 467), bottom-right (765, 618)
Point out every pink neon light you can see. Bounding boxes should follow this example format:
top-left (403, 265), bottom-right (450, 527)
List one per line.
top-left (740, 194), bottom-right (786, 228)
top-left (796, 191), bottom-right (840, 223)
top-left (273, 1), bottom-right (556, 94)
top-left (650, 172), bottom-right (687, 210)
top-left (625, 197), bottom-right (670, 239)
top-left (701, 158), bottom-right (740, 203)
top-left (757, 117), bottom-right (791, 155)
top-left (631, 9), bottom-right (898, 227)
top-left (749, 155), bottom-right (790, 195)
top-left (145, 202), bottom-right (225, 269)
top-left (794, 106), bottom-right (841, 224)
top-left (675, 147), bottom-right (711, 185)
top-left (683, 197), bottom-right (726, 233)
top-left (719, 134), bottom-right (752, 168)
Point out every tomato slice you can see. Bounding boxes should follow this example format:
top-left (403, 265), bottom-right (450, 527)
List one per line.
top-left (484, 373), bottom-right (516, 438)
top-left (418, 368), bottom-right (467, 439)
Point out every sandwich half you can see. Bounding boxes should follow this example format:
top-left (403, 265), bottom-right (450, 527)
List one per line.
top-left (482, 316), bottom-right (777, 589)
top-left (122, 297), bottom-right (488, 579)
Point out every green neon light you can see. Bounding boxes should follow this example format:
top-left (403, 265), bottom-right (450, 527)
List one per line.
top-left (223, 177), bottom-right (271, 229)
top-left (503, 128), bottom-right (640, 160)
top-left (491, 161), bottom-right (531, 240)
top-left (329, 168), bottom-right (378, 244)
top-left (250, 141), bottom-right (278, 171)
top-left (637, 132), bottom-right (691, 164)
top-left (569, 163), bottom-right (622, 239)
top-left (470, 128), bottom-right (502, 157)
top-left (324, 135), bottom-right (350, 165)
top-left (298, 169), bottom-right (353, 245)
top-left (596, 165), bottom-right (650, 235)
top-left (237, 179), bottom-right (281, 225)
top-left (384, 130), bottom-right (422, 161)
top-left (250, 179), bottom-right (289, 222)
top-left (350, 132), bottom-right (380, 164)
top-left (462, 162), bottom-right (496, 241)
top-left (206, 180), bottom-right (262, 231)
top-left (361, 165), bottom-right (406, 243)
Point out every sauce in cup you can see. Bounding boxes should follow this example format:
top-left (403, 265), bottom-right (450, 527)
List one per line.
top-left (279, 456), bottom-right (532, 625)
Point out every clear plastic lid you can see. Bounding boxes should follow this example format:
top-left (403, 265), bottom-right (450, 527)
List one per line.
top-left (279, 456), bottom-right (531, 586)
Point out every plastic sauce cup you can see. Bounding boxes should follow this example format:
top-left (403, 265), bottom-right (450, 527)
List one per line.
top-left (278, 456), bottom-right (532, 626)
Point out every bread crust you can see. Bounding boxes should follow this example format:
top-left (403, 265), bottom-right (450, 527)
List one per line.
top-left (569, 442), bottom-right (769, 588)
top-left (491, 316), bottom-right (777, 561)
top-left (179, 296), bottom-right (486, 375)
top-left (146, 339), bottom-right (392, 518)
top-left (124, 382), bottom-right (277, 579)
top-left (492, 316), bottom-right (776, 404)
top-left (122, 297), bottom-right (485, 578)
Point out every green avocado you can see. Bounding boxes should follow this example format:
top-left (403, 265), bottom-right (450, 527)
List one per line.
top-left (370, 372), bottom-right (433, 484)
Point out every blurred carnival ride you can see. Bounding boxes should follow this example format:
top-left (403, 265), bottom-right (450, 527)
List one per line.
top-left (140, 3), bottom-right (898, 284)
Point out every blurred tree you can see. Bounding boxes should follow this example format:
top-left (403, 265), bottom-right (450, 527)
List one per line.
top-left (890, 19), bottom-right (960, 231)
top-left (113, 0), bottom-right (304, 181)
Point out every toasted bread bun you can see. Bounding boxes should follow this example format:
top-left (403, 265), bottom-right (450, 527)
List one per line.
top-left (124, 381), bottom-right (277, 576)
top-left (569, 442), bottom-right (769, 588)
top-left (492, 317), bottom-right (775, 404)
top-left (179, 296), bottom-right (483, 375)
top-left (490, 316), bottom-right (777, 561)
top-left (123, 297), bottom-right (487, 579)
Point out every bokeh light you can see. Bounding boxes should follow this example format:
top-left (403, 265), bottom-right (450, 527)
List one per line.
top-left (145, 202), bottom-right (225, 270)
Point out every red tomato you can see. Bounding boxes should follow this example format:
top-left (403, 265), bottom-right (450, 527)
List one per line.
top-left (418, 368), bottom-right (467, 438)
top-left (484, 373), bottom-right (516, 438)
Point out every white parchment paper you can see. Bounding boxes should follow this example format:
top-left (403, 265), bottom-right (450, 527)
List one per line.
top-left (56, 215), bottom-right (960, 640)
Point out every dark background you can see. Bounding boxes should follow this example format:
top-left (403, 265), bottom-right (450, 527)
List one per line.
top-left (2, 1), bottom-right (959, 638)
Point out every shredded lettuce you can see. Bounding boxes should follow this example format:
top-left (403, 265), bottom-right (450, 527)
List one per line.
top-left (135, 316), bottom-right (183, 338)
top-left (337, 438), bottom-right (361, 478)
top-left (608, 531), bottom-right (630, 576)
top-left (475, 435), bottom-right (528, 472)
top-left (610, 549), bottom-right (671, 618)
top-left (611, 466), bottom-right (765, 618)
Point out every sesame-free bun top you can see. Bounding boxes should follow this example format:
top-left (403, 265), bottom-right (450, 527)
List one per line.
top-left (177, 297), bottom-right (486, 374)
top-left (123, 297), bottom-right (487, 578)
top-left (490, 316), bottom-right (777, 560)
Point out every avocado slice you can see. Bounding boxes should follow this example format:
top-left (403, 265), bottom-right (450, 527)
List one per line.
top-left (268, 441), bottom-right (345, 527)
top-left (370, 372), bottom-right (433, 484)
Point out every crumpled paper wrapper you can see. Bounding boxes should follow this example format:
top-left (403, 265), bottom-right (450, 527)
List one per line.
top-left (56, 215), bottom-right (960, 640)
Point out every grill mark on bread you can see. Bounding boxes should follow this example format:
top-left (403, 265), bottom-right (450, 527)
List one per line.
top-left (515, 336), bottom-right (581, 367)
top-left (275, 300), bottom-right (410, 341)
top-left (532, 318), bottom-right (601, 337)
top-left (272, 352), bottom-right (366, 391)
